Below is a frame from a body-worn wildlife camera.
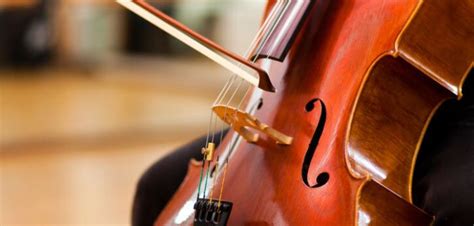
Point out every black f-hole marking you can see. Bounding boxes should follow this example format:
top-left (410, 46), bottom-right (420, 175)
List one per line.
top-left (301, 98), bottom-right (329, 188)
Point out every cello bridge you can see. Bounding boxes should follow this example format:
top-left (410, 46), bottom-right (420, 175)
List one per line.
top-left (212, 105), bottom-right (293, 145)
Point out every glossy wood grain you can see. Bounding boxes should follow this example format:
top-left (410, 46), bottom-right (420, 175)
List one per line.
top-left (347, 56), bottom-right (452, 201)
top-left (398, 0), bottom-right (474, 96)
top-left (155, 0), bottom-right (472, 225)
top-left (251, 0), bottom-right (314, 61)
top-left (358, 180), bottom-right (432, 226)
top-left (347, 0), bottom-right (473, 204)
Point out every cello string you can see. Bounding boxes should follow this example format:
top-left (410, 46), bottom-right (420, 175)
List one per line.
top-left (217, 0), bottom-right (289, 166)
top-left (198, 24), bottom-right (263, 199)
top-left (217, 0), bottom-right (290, 171)
top-left (214, 0), bottom-right (282, 105)
top-left (210, 0), bottom-right (279, 115)
top-left (208, 7), bottom-right (276, 154)
top-left (198, 0), bottom-right (288, 200)
top-left (225, 0), bottom-right (289, 115)
top-left (215, 0), bottom-right (286, 108)
top-left (214, 0), bottom-right (290, 205)
top-left (196, 61), bottom-right (250, 199)
top-left (217, 158), bottom-right (229, 209)
top-left (202, 159), bottom-right (212, 199)
top-left (225, 0), bottom-right (290, 142)
top-left (235, 0), bottom-right (290, 112)
top-left (210, 75), bottom-right (237, 143)
top-left (209, 155), bottom-right (219, 202)
top-left (213, 77), bottom-right (244, 149)
top-left (212, 0), bottom-right (279, 107)
top-left (205, 3), bottom-right (273, 148)
top-left (216, 0), bottom-right (287, 137)
top-left (207, 5), bottom-right (274, 145)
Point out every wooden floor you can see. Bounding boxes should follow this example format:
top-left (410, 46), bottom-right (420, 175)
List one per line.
top-left (0, 57), bottom-right (240, 225)
top-left (1, 138), bottom-right (180, 226)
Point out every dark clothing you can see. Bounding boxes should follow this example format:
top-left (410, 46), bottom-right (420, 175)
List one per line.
top-left (412, 76), bottom-right (474, 226)
top-left (131, 134), bottom-right (210, 226)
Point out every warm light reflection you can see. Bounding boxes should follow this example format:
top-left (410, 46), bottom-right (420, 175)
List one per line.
top-left (358, 210), bottom-right (371, 226)
top-left (348, 146), bottom-right (387, 180)
top-left (175, 177), bottom-right (214, 224)
top-left (174, 199), bottom-right (196, 225)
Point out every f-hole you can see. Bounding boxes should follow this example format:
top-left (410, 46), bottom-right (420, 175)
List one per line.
top-left (301, 98), bottom-right (329, 188)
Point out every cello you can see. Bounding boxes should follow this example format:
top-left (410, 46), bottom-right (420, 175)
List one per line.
top-left (119, 0), bottom-right (473, 225)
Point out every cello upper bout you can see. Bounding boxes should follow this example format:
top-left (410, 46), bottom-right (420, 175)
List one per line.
top-left (397, 0), bottom-right (474, 96)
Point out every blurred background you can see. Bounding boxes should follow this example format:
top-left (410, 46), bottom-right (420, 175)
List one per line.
top-left (0, 0), bottom-right (265, 225)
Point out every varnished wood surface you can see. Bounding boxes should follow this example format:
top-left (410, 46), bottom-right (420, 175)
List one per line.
top-left (155, 0), bottom-right (473, 225)
top-left (398, 0), bottom-right (474, 96)
top-left (347, 56), bottom-right (452, 201)
top-left (157, 0), bottom-right (424, 225)
top-left (358, 180), bottom-right (432, 226)
top-left (348, 0), bottom-right (473, 203)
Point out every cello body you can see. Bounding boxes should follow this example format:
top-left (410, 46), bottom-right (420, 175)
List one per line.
top-left (156, 0), bottom-right (473, 225)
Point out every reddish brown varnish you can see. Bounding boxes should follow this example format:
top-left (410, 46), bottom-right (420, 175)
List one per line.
top-left (155, 0), bottom-right (473, 225)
